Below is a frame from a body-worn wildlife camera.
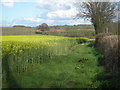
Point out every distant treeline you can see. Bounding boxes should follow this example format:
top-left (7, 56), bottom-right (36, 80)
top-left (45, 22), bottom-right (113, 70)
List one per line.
top-left (13, 25), bottom-right (31, 28)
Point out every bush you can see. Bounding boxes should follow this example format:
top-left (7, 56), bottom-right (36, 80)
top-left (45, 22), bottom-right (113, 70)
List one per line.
top-left (95, 33), bottom-right (113, 50)
top-left (102, 36), bottom-right (119, 73)
top-left (95, 34), bottom-right (119, 75)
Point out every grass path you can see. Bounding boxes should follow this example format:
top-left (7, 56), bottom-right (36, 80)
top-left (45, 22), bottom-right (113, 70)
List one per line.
top-left (13, 43), bottom-right (104, 88)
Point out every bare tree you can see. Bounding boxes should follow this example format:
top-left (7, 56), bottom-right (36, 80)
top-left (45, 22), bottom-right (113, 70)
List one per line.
top-left (76, 0), bottom-right (116, 34)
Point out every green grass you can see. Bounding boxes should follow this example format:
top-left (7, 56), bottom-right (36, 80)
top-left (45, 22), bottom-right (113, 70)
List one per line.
top-left (3, 43), bottom-right (105, 88)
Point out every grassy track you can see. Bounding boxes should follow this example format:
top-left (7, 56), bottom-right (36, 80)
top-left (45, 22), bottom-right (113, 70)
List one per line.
top-left (9, 43), bottom-right (104, 88)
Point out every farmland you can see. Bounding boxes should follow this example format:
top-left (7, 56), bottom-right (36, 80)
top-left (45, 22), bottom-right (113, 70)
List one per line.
top-left (2, 35), bottom-right (107, 88)
top-left (2, 25), bottom-right (95, 38)
top-left (1, 0), bottom-right (119, 88)
top-left (1, 25), bottom-right (118, 88)
top-left (2, 27), bottom-right (36, 35)
top-left (0, 25), bottom-right (117, 88)
top-left (1, 0), bottom-right (119, 87)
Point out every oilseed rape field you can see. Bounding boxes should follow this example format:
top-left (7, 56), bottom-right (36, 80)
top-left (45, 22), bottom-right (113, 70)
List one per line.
top-left (2, 35), bottom-right (76, 73)
top-left (2, 35), bottom-right (103, 88)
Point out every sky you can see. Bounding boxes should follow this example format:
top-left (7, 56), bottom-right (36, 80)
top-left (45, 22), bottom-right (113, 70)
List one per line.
top-left (0, 0), bottom-right (119, 27)
top-left (0, 0), bottom-right (91, 27)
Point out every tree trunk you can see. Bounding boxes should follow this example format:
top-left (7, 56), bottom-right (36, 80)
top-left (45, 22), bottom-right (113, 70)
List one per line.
top-left (93, 24), bottom-right (99, 35)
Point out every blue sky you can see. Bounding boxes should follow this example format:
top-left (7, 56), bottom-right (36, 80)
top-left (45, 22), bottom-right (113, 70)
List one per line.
top-left (0, 0), bottom-right (93, 27)
top-left (1, 0), bottom-right (118, 27)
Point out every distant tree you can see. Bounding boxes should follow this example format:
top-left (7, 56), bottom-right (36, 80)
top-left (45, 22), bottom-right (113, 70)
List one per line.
top-left (76, 0), bottom-right (116, 34)
top-left (38, 23), bottom-right (49, 31)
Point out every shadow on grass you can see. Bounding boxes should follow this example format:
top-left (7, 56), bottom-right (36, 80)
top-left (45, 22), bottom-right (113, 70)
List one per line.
top-left (2, 55), bottom-right (21, 88)
top-left (87, 43), bottom-right (94, 48)
top-left (96, 56), bottom-right (120, 88)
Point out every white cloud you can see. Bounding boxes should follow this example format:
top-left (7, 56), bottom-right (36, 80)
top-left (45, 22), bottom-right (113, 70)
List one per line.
top-left (1, 0), bottom-right (27, 8)
top-left (47, 8), bottom-right (78, 19)
top-left (1, 0), bottom-right (119, 8)
top-left (22, 17), bottom-right (55, 25)
top-left (2, 16), bottom-right (91, 27)
top-left (36, 0), bottom-right (75, 10)
top-left (23, 18), bottom-right (43, 22)
top-left (10, 17), bottom-right (90, 26)
top-left (35, 0), bottom-right (78, 19)
top-left (1, 0), bottom-right (14, 8)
